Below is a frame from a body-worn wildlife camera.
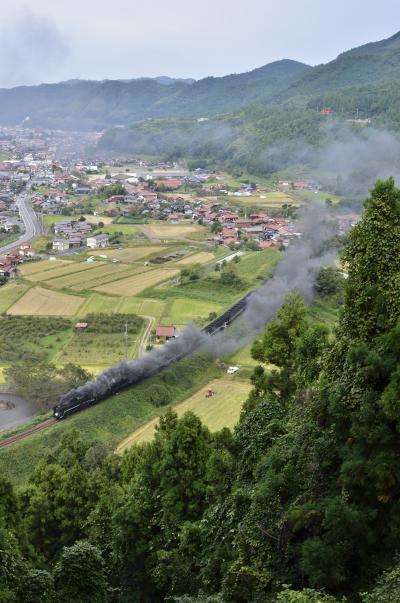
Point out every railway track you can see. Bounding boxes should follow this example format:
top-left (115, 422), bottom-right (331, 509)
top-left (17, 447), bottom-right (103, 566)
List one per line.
top-left (0, 418), bottom-right (57, 449)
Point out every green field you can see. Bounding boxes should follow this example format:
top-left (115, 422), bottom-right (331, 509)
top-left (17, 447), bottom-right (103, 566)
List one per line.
top-left (161, 298), bottom-right (223, 327)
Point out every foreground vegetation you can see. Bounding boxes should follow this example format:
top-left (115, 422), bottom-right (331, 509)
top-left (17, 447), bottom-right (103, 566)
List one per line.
top-left (1, 178), bottom-right (400, 601)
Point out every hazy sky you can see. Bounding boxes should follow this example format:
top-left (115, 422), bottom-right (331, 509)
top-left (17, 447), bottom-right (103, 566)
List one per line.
top-left (2, 0), bottom-right (400, 87)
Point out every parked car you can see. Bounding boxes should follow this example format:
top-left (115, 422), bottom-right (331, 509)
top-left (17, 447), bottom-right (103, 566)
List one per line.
top-left (227, 366), bottom-right (239, 375)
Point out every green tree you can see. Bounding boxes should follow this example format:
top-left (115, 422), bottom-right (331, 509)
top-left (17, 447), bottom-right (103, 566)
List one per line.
top-left (341, 177), bottom-right (400, 340)
top-left (53, 541), bottom-right (107, 603)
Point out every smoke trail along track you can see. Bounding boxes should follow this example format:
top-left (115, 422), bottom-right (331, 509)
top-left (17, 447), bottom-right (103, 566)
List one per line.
top-left (57, 204), bottom-right (337, 415)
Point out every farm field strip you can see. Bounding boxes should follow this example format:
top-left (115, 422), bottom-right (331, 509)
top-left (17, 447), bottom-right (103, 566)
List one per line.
top-left (24, 261), bottom-right (107, 282)
top-left (94, 268), bottom-right (180, 296)
top-left (78, 294), bottom-right (125, 314)
top-left (7, 287), bottom-right (84, 316)
top-left (19, 259), bottom-right (73, 276)
top-left (117, 297), bottom-right (166, 318)
top-left (175, 251), bottom-right (215, 265)
top-left (140, 223), bottom-right (204, 238)
top-left (45, 263), bottom-right (131, 289)
top-left (91, 246), bottom-right (168, 262)
top-left (117, 377), bottom-right (251, 451)
top-left (69, 266), bottom-right (151, 292)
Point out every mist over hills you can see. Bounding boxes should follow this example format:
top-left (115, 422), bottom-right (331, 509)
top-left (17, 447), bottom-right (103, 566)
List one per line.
top-left (0, 60), bottom-right (309, 130)
top-left (3, 29), bottom-right (400, 186)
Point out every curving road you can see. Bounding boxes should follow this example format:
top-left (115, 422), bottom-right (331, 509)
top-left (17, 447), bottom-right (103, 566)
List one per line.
top-left (0, 189), bottom-right (44, 255)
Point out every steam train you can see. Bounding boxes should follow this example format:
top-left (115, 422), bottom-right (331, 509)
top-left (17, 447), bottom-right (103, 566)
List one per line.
top-left (53, 292), bottom-right (251, 420)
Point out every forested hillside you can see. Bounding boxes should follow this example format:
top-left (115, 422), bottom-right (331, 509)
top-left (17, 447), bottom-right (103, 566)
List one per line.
top-left (0, 60), bottom-right (309, 130)
top-left (2, 178), bottom-right (400, 601)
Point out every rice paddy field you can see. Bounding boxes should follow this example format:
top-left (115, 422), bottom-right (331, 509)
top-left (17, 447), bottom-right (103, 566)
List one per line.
top-left (233, 191), bottom-right (298, 208)
top-left (19, 259), bottom-right (73, 276)
top-left (23, 261), bottom-right (107, 283)
top-left (175, 251), bottom-right (215, 265)
top-left (7, 287), bottom-right (85, 316)
top-left (117, 376), bottom-right (251, 451)
top-left (94, 267), bottom-right (180, 296)
top-left (140, 223), bottom-right (205, 239)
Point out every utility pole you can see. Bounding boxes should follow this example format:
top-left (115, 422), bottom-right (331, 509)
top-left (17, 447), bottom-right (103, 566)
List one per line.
top-left (124, 322), bottom-right (129, 360)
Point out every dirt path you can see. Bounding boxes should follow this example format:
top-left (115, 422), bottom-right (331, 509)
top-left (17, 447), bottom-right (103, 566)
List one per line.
top-left (138, 315), bottom-right (155, 357)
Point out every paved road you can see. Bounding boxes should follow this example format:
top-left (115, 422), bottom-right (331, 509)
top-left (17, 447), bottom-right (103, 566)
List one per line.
top-left (0, 191), bottom-right (44, 255)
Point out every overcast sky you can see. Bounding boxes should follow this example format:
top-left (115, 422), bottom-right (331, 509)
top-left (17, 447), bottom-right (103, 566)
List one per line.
top-left (2, 0), bottom-right (400, 87)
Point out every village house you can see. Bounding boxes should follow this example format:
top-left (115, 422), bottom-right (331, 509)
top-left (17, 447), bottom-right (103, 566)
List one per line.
top-left (156, 325), bottom-right (177, 342)
top-left (86, 233), bottom-right (110, 249)
top-left (53, 239), bottom-right (70, 253)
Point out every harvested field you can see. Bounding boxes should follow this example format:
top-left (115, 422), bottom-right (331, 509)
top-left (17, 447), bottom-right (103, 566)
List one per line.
top-left (117, 377), bottom-right (251, 451)
top-left (94, 268), bottom-right (180, 296)
top-left (175, 252), bottom-right (215, 265)
top-left (141, 224), bottom-right (204, 238)
top-left (91, 246), bottom-right (167, 263)
top-left (7, 287), bottom-right (84, 316)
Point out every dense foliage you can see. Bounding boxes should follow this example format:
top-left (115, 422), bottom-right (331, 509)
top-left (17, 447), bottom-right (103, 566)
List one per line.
top-left (0, 316), bottom-right (71, 362)
top-left (3, 178), bottom-right (400, 601)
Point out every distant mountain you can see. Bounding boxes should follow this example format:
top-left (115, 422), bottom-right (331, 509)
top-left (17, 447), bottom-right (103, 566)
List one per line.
top-left (100, 30), bottom-right (400, 181)
top-left (0, 60), bottom-right (310, 130)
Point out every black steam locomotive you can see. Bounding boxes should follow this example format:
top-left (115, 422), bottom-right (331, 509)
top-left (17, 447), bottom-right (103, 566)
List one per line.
top-left (53, 292), bottom-right (251, 420)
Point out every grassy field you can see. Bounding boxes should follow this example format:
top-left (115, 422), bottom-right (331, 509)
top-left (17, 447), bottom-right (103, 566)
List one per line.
top-left (7, 287), bottom-right (84, 316)
top-left (94, 267), bottom-right (180, 296)
top-left (117, 377), bottom-right (251, 451)
top-left (140, 223), bottom-right (205, 239)
top-left (175, 251), bottom-right (215, 265)
top-left (0, 282), bottom-right (29, 313)
top-left (161, 298), bottom-right (223, 327)
top-left (95, 224), bottom-right (139, 235)
top-left (118, 297), bottom-right (166, 318)
top-left (236, 249), bottom-right (281, 279)
top-left (91, 246), bottom-right (167, 263)
top-left (228, 342), bottom-right (259, 368)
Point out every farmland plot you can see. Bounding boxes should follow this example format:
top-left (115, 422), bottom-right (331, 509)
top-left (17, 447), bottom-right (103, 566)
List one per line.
top-left (7, 287), bottom-right (84, 316)
top-left (45, 263), bottom-right (131, 290)
top-left (94, 268), bottom-right (180, 296)
top-left (24, 261), bottom-right (106, 283)
top-left (91, 246), bottom-right (167, 263)
top-left (175, 252), bottom-right (215, 265)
